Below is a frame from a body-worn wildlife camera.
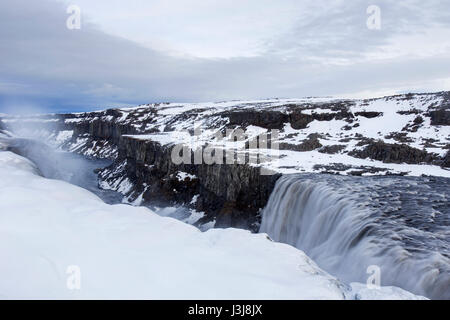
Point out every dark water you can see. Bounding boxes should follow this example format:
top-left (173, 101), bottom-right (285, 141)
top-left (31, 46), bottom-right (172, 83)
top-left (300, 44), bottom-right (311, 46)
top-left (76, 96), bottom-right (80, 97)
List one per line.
top-left (260, 174), bottom-right (450, 299)
top-left (7, 138), bottom-right (123, 204)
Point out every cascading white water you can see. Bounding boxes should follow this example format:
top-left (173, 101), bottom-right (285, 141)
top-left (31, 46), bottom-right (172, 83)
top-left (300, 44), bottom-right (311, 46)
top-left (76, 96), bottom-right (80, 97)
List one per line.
top-left (260, 174), bottom-right (450, 299)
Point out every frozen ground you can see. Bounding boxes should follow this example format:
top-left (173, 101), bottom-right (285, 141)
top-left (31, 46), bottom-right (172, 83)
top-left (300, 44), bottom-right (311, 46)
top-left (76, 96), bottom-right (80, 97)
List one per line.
top-left (0, 150), bottom-right (426, 300)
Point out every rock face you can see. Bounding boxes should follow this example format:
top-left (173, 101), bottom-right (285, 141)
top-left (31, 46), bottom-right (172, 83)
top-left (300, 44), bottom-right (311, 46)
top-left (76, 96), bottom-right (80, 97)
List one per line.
top-left (63, 113), bottom-right (149, 158)
top-left (100, 135), bottom-right (280, 230)
top-left (443, 151), bottom-right (450, 168)
top-left (222, 104), bottom-right (357, 131)
top-left (288, 103), bottom-right (355, 129)
top-left (354, 111), bottom-right (383, 118)
top-left (289, 111), bottom-right (314, 129)
top-left (280, 134), bottom-right (322, 152)
top-left (195, 162), bottom-right (280, 229)
top-left (350, 140), bottom-right (438, 165)
top-left (223, 110), bottom-right (289, 130)
top-left (429, 109), bottom-right (450, 126)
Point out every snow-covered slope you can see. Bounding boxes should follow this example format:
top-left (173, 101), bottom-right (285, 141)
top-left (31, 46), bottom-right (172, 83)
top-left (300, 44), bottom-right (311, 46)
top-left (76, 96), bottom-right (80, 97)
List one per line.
top-left (0, 150), bottom-right (425, 300)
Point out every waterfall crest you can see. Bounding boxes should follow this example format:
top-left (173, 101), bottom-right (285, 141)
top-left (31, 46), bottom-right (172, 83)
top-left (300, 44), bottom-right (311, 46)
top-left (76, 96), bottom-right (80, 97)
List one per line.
top-left (260, 174), bottom-right (450, 299)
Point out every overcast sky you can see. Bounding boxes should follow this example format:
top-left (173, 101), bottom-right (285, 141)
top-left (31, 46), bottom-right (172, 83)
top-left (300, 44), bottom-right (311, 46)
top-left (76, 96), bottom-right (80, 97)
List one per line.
top-left (1, 0), bottom-right (450, 113)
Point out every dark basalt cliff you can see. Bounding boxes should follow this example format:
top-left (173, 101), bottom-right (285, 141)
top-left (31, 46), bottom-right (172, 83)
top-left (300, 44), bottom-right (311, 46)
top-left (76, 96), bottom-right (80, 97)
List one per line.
top-left (443, 150), bottom-right (450, 168)
top-left (349, 140), bottom-right (444, 166)
top-left (429, 109), bottom-right (450, 126)
top-left (100, 135), bottom-right (280, 230)
top-left (58, 113), bottom-right (279, 229)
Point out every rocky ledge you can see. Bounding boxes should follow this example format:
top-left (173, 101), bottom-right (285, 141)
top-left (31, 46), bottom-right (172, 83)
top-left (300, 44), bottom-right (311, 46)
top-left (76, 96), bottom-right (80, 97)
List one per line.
top-left (99, 135), bottom-right (280, 229)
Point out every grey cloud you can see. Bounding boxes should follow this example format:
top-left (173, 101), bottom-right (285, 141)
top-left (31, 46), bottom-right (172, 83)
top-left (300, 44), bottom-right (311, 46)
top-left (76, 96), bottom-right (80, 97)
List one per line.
top-left (0, 0), bottom-right (449, 112)
top-left (268, 0), bottom-right (450, 60)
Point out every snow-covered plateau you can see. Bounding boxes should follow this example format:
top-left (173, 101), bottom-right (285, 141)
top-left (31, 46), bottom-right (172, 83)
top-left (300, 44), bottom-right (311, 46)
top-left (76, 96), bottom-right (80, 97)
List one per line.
top-left (3, 92), bottom-right (450, 177)
top-left (0, 150), bottom-right (425, 299)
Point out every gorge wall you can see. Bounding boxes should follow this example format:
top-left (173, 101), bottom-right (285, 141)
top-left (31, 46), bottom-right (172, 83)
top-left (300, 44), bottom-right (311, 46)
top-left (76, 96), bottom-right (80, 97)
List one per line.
top-left (99, 135), bottom-right (280, 229)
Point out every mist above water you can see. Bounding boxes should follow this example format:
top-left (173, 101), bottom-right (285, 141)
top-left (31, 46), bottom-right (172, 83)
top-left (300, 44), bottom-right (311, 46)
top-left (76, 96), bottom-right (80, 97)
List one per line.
top-left (5, 135), bottom-right (202, 227)
top-left (7, 137), bottom-right (122, 204)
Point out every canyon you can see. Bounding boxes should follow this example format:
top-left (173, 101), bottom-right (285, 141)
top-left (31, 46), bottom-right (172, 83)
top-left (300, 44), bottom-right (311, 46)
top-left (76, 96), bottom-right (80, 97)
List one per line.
top-left (2, 92), bottom-right (448, 229)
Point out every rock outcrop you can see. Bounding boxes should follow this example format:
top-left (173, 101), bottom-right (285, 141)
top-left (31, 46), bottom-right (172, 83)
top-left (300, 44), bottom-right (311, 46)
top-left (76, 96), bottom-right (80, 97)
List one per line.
top-left (442, 150), bottom-right (450, 168)
top-left (350, 140), bottom-right (438, 165)
top-left (100, 135), bottom-right (281, 230)
top-left (280, 134), bottom-right (322, 152)
top-left (429, 109), bottom-right (450, 126)
top-left (288, 111), bottom-right (314, 129)
top-left (354, 111), bottom-right (383, 118)
top-left (223, 110), bottom-right (289, 130)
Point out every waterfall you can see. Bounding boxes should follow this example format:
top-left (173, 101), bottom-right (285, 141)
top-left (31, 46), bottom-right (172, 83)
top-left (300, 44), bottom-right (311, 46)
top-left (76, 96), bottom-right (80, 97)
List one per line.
top-left (260, 174), bottom-right (450, 299)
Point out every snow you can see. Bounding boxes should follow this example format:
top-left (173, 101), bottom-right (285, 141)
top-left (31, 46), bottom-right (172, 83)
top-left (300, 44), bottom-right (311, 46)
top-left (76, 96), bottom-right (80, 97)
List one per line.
top-left (176, 171), bottom-right (197, 181)
top-left (199, 219), bottom-right (216, 232)
top-left (55, 130), bottom-right (73, 145)
top-left (184, 209), bottom-right (205, 225)
top-left (67, 137), bottom-right (89, 153)
top-left (65, 118), bottom-right (85, 123)
top-left (0, 150), bottom-right (425, 299)
top-left (190, 194), bottom-right (199, 205)
top-left (100, 175), bottom-right (134, 195)
top-left (302, 108), bottom-right (335, 115)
